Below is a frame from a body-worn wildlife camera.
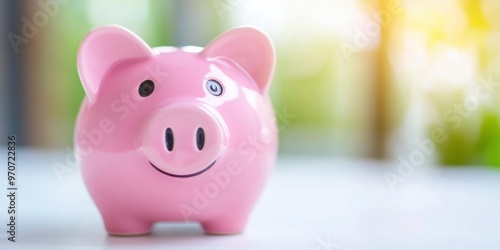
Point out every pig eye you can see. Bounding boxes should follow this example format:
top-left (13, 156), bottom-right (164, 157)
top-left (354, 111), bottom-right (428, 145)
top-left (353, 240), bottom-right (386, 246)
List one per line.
top-left (139, 80), bottom-right (155, 97)
top-left (206, 80), bottom-right (223, 96)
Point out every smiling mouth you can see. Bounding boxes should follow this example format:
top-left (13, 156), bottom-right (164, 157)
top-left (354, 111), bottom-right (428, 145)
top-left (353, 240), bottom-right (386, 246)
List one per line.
top-left (149, 160), bottom-right (217, 178)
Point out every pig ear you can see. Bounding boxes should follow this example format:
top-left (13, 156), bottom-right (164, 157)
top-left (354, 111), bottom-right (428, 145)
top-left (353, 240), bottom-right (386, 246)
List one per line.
top-left (202, 27), bottom-right (275, 94)
top-left (77, 25), bottom-right (153, 103)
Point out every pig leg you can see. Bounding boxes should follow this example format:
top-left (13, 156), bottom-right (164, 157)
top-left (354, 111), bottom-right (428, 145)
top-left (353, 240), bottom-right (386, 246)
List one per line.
top-left (201, 214), bottom-right (249, 235)
top-left (102, 213), bottom-right (153, 236)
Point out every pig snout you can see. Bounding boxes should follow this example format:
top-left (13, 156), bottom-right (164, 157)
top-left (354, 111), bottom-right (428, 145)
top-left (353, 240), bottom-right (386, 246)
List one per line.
top-left (140, 103), bottom-right (227, 177)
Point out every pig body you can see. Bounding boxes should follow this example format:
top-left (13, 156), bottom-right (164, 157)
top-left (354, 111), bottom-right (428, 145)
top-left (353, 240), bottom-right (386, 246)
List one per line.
top-left (75, 26), bottom-right (277, 235)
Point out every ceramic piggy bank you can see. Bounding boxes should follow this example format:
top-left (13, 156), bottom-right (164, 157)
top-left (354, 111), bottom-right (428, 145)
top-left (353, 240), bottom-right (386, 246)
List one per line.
top-left (74, 25), bottom-right (277, 235)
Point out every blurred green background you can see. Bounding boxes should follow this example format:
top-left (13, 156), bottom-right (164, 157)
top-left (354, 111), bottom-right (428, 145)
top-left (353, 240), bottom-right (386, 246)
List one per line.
top-left (1, 0), bottom-right (500, 167)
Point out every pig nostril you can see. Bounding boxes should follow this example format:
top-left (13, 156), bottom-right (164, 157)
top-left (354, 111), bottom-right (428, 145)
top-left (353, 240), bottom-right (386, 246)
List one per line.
top-left (196, 128), bottom-right (205, 150)
top-left (165, 128), bottom-right (174, 151)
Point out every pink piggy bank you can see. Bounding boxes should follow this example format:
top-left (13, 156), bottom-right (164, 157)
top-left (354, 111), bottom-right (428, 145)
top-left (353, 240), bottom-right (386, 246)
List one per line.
top-left (74, 25), bottom-right (277, 235)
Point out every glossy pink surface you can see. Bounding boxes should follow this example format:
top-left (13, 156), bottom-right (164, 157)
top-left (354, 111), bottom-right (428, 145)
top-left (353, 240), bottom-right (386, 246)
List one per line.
top-left (75, 25), bottom-right (277, 235)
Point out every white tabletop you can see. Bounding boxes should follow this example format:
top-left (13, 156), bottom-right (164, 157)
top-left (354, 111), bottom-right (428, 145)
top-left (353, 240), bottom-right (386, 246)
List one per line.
top-left (1, 149), bottom-right (500, 249)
